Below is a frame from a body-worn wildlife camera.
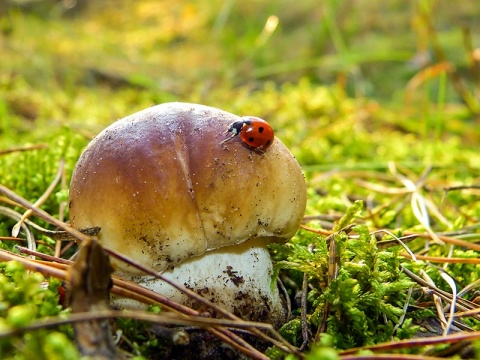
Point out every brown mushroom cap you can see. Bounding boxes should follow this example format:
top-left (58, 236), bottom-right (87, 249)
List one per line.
top-left (69, 102), bottom-right (306, 274)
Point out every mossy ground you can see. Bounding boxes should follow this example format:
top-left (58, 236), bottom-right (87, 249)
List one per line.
top-left (1, 1), bottom-right (480, 358)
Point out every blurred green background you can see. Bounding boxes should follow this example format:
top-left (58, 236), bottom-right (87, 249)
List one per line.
top-left (1, 0), bottom-right (479, 138)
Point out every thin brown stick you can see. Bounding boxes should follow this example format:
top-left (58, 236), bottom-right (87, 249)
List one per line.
top-left (0, 309), bottom-right (273, 360)
top-left (341, 355), bottom-right (451, 360)
top-left (299, 224), bottom-right (332, 235)
top-left (340, 331), bottom-right (480, 355)
top-left (404, 231), bottom-right (480, 253)
top-left (402, 253), bottom-right (480, 264)
top-left (0, 309), bottom-right (276, 336)
top-left (0, 250), bottom-right (68, 280)
top-left (17, 246), bottom-right (73, 265)
top-left (443, 185), bottom-right (480, 192)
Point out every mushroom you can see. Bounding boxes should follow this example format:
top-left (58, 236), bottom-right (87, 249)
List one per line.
top-left (69, 102), bottom-right (306, 327)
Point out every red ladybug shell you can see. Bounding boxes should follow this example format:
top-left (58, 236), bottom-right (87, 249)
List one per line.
top-left (221, 116), bottom-right (274, 152)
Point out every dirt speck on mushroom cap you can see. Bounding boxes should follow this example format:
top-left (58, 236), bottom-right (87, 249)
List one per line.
top-left (69, 102), bottom-right (306, 273)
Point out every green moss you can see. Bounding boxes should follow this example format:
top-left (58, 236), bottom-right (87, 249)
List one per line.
top-left (0, 261), bottom-right (78, 359)
top-left (274, 203), bottom-right (415, 350)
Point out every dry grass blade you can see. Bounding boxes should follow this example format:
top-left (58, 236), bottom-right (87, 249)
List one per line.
top-left (354, 179), bottom-right (410, 194)
top-left (438, 270), bottom-right (457, 336)
top-left (299, 223), bottom-right (333, 235)
top-left (454, 308), bottom-right (480, 318)
top-left (54, 158), bottom-right (68, 258)
top-left (357, 165), bottom-right (460, 248)
top-left (405, 62), bottom-right (453, 95)
top-left (402, 230), bottom-right (480, 253)
top-left (0, 249), bottom-right (69, 280)
top-left (0, 183), bottom-right (92, 242)
top-left (0, 195), bottom-right (24, 207)
top-left (341, 354), bottom-right (449, 360)
top-left (420, 269), bottom-right (448, 332)
top-left (373, 230), bottom-right (417, 260)
top-left (11, 159), bottom-right (65, 238)
top-left (401, 266), bottom-right (480, 320)
top-left (423, 195), bottom-right (452, 228)
top-left (339, 331), bottom-right (480, 356)
top-left (0, 144), bottom-right (49, 156)
top-left (17, 246), bottom-right (74, 265)
top-left (457, 278), bottom-right (480, 298)
top-left (443, 185), bottom-right (480, 192)
top-left (401, 252), bottom-right (480, 264)
top-left (341, 354), bottom-right (454, 360)
top-left (388, 163), bottom-right (443, 245)
top-left (0, 206), bottom-right (36, 255)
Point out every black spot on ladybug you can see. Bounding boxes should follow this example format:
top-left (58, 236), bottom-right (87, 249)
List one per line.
top-left (258, 126), bottom-right (264, 133)
top-left (248, 137), bottom-right (255, 143)
top-left (265, 139), bottom-right (271, 147)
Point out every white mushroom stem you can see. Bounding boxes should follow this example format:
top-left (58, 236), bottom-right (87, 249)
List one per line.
top-left (113, 238), bottom-right (286, 326)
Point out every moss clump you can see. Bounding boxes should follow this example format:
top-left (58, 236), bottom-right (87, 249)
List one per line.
top-left (273, 201), bottom-right (415, 350)
top-left (0, 261), bottom-right (79, 360)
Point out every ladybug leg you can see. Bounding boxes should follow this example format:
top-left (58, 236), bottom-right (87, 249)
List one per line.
top-left (247, 144), bottom-right (265, 155)
top-left (220, 127), bottom-right (236, 145)
top-left (220, 134), bottom-right (236, 145)
top-left (251, 144), bottom-right (266, 155)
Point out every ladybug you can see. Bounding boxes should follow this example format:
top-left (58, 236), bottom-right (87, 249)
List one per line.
top-left (220, 116), bottom-right (274, 153)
